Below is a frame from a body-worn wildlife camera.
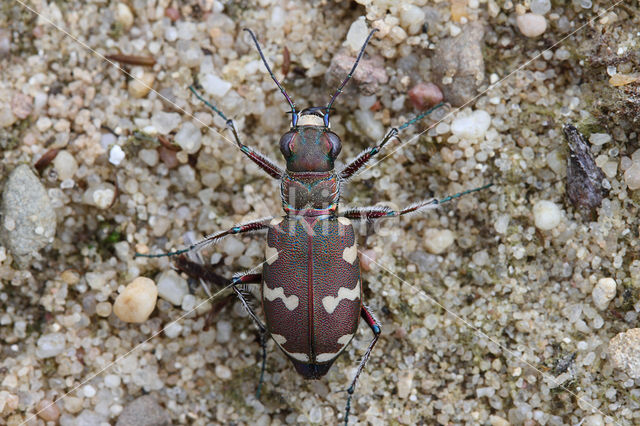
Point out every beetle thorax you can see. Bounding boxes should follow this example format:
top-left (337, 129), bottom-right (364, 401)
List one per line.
top-left (280, 171), bottom-right (340, 216)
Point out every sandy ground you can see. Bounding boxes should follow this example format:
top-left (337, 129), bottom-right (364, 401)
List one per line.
top-left (1, 0), bottom-right (640, 425)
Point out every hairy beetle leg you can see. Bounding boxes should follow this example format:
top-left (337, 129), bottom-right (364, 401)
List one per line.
top-left (344, 305), bottom-right (382, 425)
top-left (135, 217), bottom-right (273, 258)
top-left (189, 84), bottom-right (283, 179)
top-left (340, 183), bottom-right (494, 221)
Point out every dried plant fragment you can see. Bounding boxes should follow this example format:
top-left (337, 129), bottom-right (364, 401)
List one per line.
top-left (563, 123), bottom-right (608, 213)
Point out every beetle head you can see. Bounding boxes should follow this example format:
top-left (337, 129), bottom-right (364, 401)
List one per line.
top-left (279, 108), bottom-right (342, 172)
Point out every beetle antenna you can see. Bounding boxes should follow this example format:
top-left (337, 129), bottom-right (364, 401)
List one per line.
top-left (243, 28), bottom-right (297, 123)
top-left (325, 28), bottom-right (378, 120)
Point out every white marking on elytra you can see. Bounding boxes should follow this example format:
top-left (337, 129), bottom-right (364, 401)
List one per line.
top-left (337, 217), bottom-right (351, 226)
top-left (286, 351), bottom-right (310, 362)
top-left (316, 334), bottom-right (354, 362)
top-left (263, 284), bottom-right (299, 311)
top-left (270, 217), bottom-right (284, 226)
top-left (342, 242), bottom-right (357, 264)
top-left (322, 281), bottom-right (361, 314)
top-left (265, 244), bottom-right (279, 264)
top-left (271, 333), bottom-right (287, 345)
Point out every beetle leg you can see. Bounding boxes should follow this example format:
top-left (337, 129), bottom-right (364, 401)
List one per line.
top-left (340, 183), bottom-right (494, 221)
top-left (339, 102), bottom-right (445, 180)
top-left (344, 305), bottom-right (381, 425)
top-left (189, 85), bottom-right (283, 179)
top-left (136, 217), bottom-right (273, 258)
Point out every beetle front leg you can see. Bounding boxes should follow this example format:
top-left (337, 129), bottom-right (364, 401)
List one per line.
top-left (339, 102), bottom-right (445, 180)
top-left (344, 305), bottom-right (381, 425)
top-left (189, 85), bottom-right (283, 179)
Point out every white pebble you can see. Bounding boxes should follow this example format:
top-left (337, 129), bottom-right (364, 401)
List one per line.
top-left (354, 109), bottom-right (384, 141)
top-left (450, 110), bottom-right (491, 140)
top-left (156, 270), bottom-right (189, 306)
top-left (151, 111), bottom-right (181, 134)
top-left (345, 16), bottom-right (369, 52)
top-left (139, 149), bottom-right (159, 167)
top-left (104, 374), bottom-right (121, 388)
top-left (83, 184), bottom-right (116, 209)
top-left (201, 74), bottom-right (232, 98)
top-left (115, 3), bottom-right (134, 29)
top-left (52, 150), bottom-right (78, 180)
top-left (589, 133), bottom-right (611, 146)
top-left (215, 364), bottom-right (232, 380)
top-left (424, 229), bottom-right (455, 254)
top-left (223, 237), bottom-right (245, 257)
top-left (624, 163), bottom-right (640, 190)
top-left (494, 214), bottom-right (510, 234)
top-left (128, 69), bottom-right (155, 99)
top-left (592, 278), bottom-right (616, 310)
top-left (82, 385), bottom-right (96, 398)
top-left (113, 277), bottom-right (158, 323)
top-left (532, 200), bottom-right (562, 230)
top-left (399, 4), bottom-right (425, 34)
top-left (164, 322), bottom-right (183, 338)
top-left (109, 145), bottom-right (125, 165)
top-left (609, 328), bottom-right (640, 378)
top-left (174, 122), bottom-right (202, 154)
top-left (36, 333), bottom-right (66, 358)
top-left (516, 13), bottom-right (547, 38)
top-left (216, 320), bottom-right (232, 343)
top-left (181, 294), bottom-right (197, 312)
top-left (100, 132), bottom-right (116, 149)
top-left (530, 0), bottom-right (551, 15)
top-left (582, 414), bottom-right (604, 426)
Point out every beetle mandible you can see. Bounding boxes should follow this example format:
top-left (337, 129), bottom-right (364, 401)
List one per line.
top-left (139, 28), bottom-right (491, 423)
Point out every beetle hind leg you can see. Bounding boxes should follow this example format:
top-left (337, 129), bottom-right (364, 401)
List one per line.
top-left (343, 305), bottom-right (381, 425)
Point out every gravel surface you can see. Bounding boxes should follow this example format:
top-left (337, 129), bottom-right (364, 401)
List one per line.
top-left (1, 1), bottom-right (640, 425)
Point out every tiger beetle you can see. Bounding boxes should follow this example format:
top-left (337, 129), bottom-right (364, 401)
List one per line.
top-left (137, 28), bottom-right (492, 424)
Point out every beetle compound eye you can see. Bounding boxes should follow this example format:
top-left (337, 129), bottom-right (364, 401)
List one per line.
top-left (279, 131), bottom-right (295, 158)
top-left (326, 132), bottom-right (342, 159)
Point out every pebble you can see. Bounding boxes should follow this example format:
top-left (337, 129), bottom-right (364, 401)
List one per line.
top-left (109, 145), bottom-right (126, 166)
top-left (0, 28), bottom-right (10, 57)
top-left (408, 82), bottom-right (444, 110)
top-left (424, 229), bottom-right (455, 254)
top-left (0, 105), bottom-right (17, 128)
top-left (396, 370), bottom-right (414, 398)
top-left (582, 414), bottom-right (604, 426)
top-left (345, 16), bottom-right (369, 52)
top-left (201, 73), bottom-right (232, 98)
top-left (326, 52), bottom-right (388, 96)
top-left (96, 302), bottom-right (112, 317)
top-left (399, 5), bottom-right (425, 34)
top-left (115, 2), bottom-right (134, 29)
top-left (609, 328), bottom-right (640, 378)
top-left (222, 237), bottom-right (245, 257)
top-left (83, 183), bottom-right (116, 209)
top-left (36, 332), bottom-right (66, 358)
top-left (532, 200), bottom-right (562, 230)
top-left (354, 109), bottom-right (385, 141)
top-left (128, 69), bottom-right (155, 98)
top-left (156, 270), bottom-right (189, 305)
top-left (11, 92), bottom-right (33, 119)
top-left (113, 277), bottom-right (158, 323)
top-left (116, 395), bottom-right (171, 426)
top-left (432, 22), bottom-right (485, 106)
top-left (139, 149), bottom-right (159, 167)
top-left (174, 122), bottom-right (202, 154)
top-left (151, 111), bottom-right (181, 134)
top-left (623, 162), bottom-right (640, 190)
top-left (0, 391), bottom-right (19, 415)
top-left (0, 165), bottom-right (56, 266)
top-left (516, 13), bottom-right (547, 38)
top-left (530, 0), bottom-right (551, 15)
top-left (589, 133), bottom-right (612, 146)
top-left (64, 396), bottom-right (84, 414)
top-left (105, 374), bottom-right (121, 388)
top-left (36, 399), bottom-right (60, 422)
top-left (53, 150), bottom-right (78, 180)
top-left (164, 322), bottom-right (183, 338)
top-left (592, 278), bottom-right (616, 310)
top-left (215, 364), bottom-right (232, 380)
top-left (451, 110), bottom-right (491, 140)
